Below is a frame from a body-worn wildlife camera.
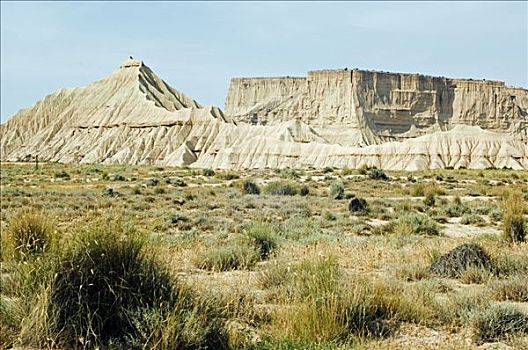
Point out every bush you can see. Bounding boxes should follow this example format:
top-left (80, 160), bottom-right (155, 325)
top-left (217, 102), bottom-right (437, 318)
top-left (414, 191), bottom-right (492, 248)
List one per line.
top-left (243, 180), bottom-right (261, 195)
top-left (264, 181), bottom-right (298, 196)
top-left (145, 178), bottom-right (160, 187)
top-left (48, 223), bottom-right (175, 346)
top-left (474, 306), bottom-right (528, 343)
top-left (392, 213), bottom-right (440, 236)
top-left (203, 168), bottom-right (215, 177)
top-left (460, 214), bottom-right (486, 226)
top-left (111, 174), bottom-right (126, 181)
top-left (195, 244), bottom-right (259, 271)
top-left (423, 193), bottom-right (436, 207)
top-left (329, 181), bottom-right (345, 200)
top-left (492, 275), bottom-right (528, 302)
top-left (299, 185), bottom-right (310, 196)
top-left (348, 195), bottom-right (369, 214)
top-left (323, 211), bottom-right (337, 221)
top-left (502, 191), bottom-right (526, 243)
top-left (368, 168), bottom-right (388, 181)
top-left (2, 210), bottom-right (55, 260)
top-left (429, 243), bottom-right (493, 278)
top-left (54, 171), bottom-right (70, 180)
top-left (166, 178), bottom-right (187, 187)
top-left (443, 197), bottom-right (467, 217)
top-left (243, 223), bottom-right (278, 259)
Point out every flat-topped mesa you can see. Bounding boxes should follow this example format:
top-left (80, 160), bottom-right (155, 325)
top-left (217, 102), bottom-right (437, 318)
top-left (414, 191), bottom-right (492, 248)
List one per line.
top-left (225, 68), bottom-right (528, 142)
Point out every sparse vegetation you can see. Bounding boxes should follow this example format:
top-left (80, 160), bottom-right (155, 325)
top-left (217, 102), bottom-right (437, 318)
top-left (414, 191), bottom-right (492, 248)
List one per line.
top-left (2, 163), bottom-right (528, 348)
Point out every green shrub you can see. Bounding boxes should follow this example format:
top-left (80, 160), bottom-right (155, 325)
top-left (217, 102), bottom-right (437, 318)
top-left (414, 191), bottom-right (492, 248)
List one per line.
top-left (203, 168), bottom-right (216, 177)
top-left (166, 178), bottom-right (187, 187)
top-left (474, 306), bottom-right (528, 343)
top-left (443, 197), bottom-right (467, 217)
top-left (329, 181), bottom-right (345, 200)
top-left (323, 211), bottom-right (337, 221)
top-left (423, 192), bottom-right (436, 207)
top-left (429, 243), bottom-right (493, 278)
top-left (299, 185), bottom-right (310, 196)
top-left (145, 178), bottom-right (160, 187)
top-left (243, 223), bottom-right (278, 259)
top-left (368, 168), bottom-right (388, 181)
top-left (54, 171), bottom-right (70, 180)
top-left (460, 214), bottom-right (486, 226)
top-left (264, 181), bottom-right (298, 196)
top-left (502, 191), bottom-right (526, 243)
top-left (111, 174), bottom-right (126, 181)
top-left (243, 180), bottom-right (261, 195)
top-left (2, 210), bottom-right (56, 260)
top-left (392, 213), bottom-right (440, 236)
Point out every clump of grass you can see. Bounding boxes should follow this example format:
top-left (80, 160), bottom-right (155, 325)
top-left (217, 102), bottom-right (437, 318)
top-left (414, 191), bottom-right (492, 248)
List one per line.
top-left (460, 214), bottom-right (486, 226)
top-left (443, 196), bottom-right (467, 217)
top-left (492, 275), bottom-right (528, 302)
top-left (329, 181), bottom-right (345, 200)
top-left (242, 179), bottom-right (261, 195)
top-left (474, 305), bottom-right (528, 343)
top-left (410, 182), bottom-right (444, 197)
top-left (2, 210), bottom-right (56, 261)
top-left (216, 172), bottom-right (240, 180)
top-left (392, 212), bottom-right (440, 236)
top-left (48, 222), bottom-right (174, 347)
top-left (243, 223), bottom-right (278, 259)
top-left (264, 181), bottom-right (298, 196)
top-left (429, 243), bottom-right (493, 278)
top-left (195, 244), bottom-right (259, 271)
top-left (502, 190), bottom-right (526, 243)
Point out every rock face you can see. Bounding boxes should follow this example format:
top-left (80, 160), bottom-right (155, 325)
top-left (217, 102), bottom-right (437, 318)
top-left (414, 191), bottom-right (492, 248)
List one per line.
top-left (225, 69), bottom-right (528, 145)
top-left (1, 59), bottom-right (527, 170)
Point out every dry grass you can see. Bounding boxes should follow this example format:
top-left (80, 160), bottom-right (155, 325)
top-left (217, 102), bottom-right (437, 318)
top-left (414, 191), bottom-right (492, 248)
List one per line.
top-left (1, 163), bottom-right (527, 348)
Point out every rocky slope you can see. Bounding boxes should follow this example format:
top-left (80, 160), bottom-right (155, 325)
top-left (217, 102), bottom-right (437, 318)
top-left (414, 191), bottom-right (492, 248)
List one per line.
top-left (1, 59), bottom-right (527, 170)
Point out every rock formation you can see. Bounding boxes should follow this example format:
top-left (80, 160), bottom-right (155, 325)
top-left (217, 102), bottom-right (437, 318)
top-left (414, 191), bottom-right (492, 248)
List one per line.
top-left (1, 59), bottom-right (527, 170)
top-left (225, 69), bottom-right (528, 145)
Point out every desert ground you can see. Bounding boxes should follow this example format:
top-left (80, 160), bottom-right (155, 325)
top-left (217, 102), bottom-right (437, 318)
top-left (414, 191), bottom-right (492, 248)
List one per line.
top-left (1, 162), bottom-right (527, 349)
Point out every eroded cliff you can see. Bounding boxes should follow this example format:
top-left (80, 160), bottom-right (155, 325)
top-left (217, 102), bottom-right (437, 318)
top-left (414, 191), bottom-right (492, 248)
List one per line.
top-left (1, 59), bottom-right (527, 170)
top-left (225, 69), bottom-right (528, 144)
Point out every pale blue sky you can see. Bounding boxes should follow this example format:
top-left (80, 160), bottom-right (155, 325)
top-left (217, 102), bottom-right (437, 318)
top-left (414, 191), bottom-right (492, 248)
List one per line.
top-left (1, 1), bottom-right (527, 122)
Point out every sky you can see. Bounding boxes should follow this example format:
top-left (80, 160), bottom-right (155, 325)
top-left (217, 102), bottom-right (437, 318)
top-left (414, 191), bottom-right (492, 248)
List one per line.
top-left (1, 1), bottom-right (527, 122)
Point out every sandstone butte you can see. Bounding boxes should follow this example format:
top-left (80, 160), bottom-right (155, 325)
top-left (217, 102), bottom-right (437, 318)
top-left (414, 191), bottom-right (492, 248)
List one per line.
top-left (1, 58), bottom-right (527, 170)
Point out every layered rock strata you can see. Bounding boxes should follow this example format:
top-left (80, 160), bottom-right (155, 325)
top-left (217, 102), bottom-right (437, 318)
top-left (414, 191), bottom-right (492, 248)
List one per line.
top-left (1, 59), bottom-right (527, 170)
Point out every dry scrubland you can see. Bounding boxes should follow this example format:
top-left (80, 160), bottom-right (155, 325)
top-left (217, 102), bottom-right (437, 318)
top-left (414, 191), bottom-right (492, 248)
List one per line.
top-left (1, 163), bottom-right (527, 349)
